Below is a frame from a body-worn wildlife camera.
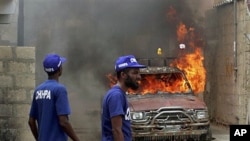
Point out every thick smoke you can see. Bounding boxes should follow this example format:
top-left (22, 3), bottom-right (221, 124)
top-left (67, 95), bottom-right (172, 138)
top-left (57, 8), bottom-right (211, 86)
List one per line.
top-left (24, 0), bottom-right (212, 139)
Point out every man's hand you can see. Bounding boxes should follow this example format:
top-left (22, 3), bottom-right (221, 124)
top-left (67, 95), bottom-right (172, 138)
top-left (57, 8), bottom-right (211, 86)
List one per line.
top-left (58, 115), bottom-right (80, 141)
top-left (28, 117), bottom-right (38, 140)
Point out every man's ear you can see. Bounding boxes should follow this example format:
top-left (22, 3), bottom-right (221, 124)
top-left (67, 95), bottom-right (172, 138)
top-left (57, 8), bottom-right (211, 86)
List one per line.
top-left (57, 66), bottom-right (63, 75)
top-left (120, 71), bottom-right (127, 78)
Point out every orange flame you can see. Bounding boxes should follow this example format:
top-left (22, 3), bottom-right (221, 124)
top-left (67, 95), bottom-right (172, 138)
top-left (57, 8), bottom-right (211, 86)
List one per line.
top-left (177, 22), bottom-right (188, 43)
top-left (107, 73), bottom-right (191, 95)
top-left (171, 48), bottom-right (206, 94)
top-left (171, 13), bottom-right (206, 94)
top-left (106, 73), bottom-right (117, 88)
top-left (166, 6), bottom-right (178, 23)
top-left (133, 74), bottom-right (190, 94)
top-left (106, 6), bottom-right (206, 95)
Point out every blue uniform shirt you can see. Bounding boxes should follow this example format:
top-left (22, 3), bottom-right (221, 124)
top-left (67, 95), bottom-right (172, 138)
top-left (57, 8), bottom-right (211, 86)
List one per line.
top-left (29, 80), bottom-right (71, 141)
top-left (101, 85), bottom-right (132, 141)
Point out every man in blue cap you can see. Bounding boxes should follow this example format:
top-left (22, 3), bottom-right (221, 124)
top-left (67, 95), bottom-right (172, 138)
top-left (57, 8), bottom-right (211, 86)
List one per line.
top-left (101, 55), bottom-right (146, 141)
top-left (28, 53), bottom-right (80, 141)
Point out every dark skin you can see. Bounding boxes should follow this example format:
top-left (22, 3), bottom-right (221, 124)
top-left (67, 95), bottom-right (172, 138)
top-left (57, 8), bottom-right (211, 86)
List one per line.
top-left (28, 117), bottom-right (38, 141)
top-left (111, 68), bottom-right (141, 141)
top-left (28, 66), bottom-right (80, 141)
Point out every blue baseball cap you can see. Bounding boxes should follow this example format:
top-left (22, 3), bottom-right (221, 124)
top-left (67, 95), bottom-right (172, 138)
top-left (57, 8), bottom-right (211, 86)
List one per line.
top-left (115, 55), bottom-right (146, 72)
top-left (43, 53), bottom-right (66, 73)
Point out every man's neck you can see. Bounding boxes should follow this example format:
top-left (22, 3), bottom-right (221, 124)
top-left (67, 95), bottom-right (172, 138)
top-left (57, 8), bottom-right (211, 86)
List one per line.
top-left (116, 82), bottom-right (128, 92)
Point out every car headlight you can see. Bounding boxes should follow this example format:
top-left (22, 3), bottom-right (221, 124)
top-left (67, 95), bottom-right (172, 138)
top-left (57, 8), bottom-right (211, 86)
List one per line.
top-left (196, 111), bottom-right (209, 119)
top-left (131, 112), bottom-right (145, 120)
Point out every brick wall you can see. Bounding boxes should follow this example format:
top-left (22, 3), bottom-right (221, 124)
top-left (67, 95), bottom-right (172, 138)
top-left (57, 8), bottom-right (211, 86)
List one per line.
top-left (0, 46), bottom-right (35, 141)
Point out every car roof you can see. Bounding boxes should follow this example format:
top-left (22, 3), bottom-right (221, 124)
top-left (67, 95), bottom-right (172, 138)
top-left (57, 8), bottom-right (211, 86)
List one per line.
top-left (140, 66), bottom-right (184, 74)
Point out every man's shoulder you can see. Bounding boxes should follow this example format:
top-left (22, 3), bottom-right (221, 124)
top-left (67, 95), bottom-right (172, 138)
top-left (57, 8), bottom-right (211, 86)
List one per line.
top-left (107, 86), bottom-right (123, 94)
top-left (35, 81), bottom-right (66, 91)
top-left (104, 87), bottom-right (125, 101)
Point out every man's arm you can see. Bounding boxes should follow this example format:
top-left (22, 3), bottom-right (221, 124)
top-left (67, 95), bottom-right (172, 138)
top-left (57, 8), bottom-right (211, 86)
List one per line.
top-left (58, 115), bottom-right (80, 141)
top-left (111, 115), bottom-right (124, 141)
top-left (28, 117), bottom-right (38, 141)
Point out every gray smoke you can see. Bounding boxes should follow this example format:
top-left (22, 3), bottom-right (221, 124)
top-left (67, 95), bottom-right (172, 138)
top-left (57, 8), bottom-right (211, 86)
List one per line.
top-left (24, 0), bottom-right (212, 139)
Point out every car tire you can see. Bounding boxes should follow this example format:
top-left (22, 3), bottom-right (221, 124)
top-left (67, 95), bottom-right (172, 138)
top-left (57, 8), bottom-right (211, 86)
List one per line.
top-left (200, 128), bottom-right (212, 141)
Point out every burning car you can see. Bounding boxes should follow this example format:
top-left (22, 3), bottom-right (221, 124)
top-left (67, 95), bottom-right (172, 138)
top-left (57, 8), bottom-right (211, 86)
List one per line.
top-left (127, 59), bottom-right (212, 141)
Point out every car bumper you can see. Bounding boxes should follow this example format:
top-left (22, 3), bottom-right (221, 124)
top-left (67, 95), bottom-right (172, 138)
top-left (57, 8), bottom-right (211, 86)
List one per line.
top-left (132, 121), bottom-right (210, 140)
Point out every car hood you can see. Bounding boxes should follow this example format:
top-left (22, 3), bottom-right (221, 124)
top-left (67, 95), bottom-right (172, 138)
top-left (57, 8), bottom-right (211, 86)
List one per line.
top-left (128, 94), bottom-right (207, 111)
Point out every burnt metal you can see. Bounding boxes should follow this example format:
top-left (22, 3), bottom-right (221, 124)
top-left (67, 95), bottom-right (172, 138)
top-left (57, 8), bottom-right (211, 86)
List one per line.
top-left (127, 59), bottom-right (211, 141)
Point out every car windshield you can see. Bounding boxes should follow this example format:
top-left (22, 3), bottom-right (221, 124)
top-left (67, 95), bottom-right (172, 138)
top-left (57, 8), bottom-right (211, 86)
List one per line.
top-left (128, 72), bottom-right (192, 95)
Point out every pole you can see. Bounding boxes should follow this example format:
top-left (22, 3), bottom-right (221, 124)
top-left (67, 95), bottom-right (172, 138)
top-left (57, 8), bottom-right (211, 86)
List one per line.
top-left (17, 0), bottom-right (24, 46)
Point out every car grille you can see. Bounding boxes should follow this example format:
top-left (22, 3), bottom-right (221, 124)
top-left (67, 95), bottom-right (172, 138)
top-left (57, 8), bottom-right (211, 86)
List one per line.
top-left (131, 107), bottom-right (210, 137)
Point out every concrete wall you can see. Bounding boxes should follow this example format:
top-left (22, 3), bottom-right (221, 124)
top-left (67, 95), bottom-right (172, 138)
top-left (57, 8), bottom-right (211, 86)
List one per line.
top-left (0, 0), bottom-right (19, 45)
top-left (238, 0), bottom-right (250, 124)
top-left (0, 46), bottom-right (35, 141)
top-left (205, 0), bottom-right (250, 125)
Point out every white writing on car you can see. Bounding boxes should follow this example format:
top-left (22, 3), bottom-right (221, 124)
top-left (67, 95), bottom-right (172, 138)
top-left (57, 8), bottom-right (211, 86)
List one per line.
top-left (35, 90), bottom-right (51, 100)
